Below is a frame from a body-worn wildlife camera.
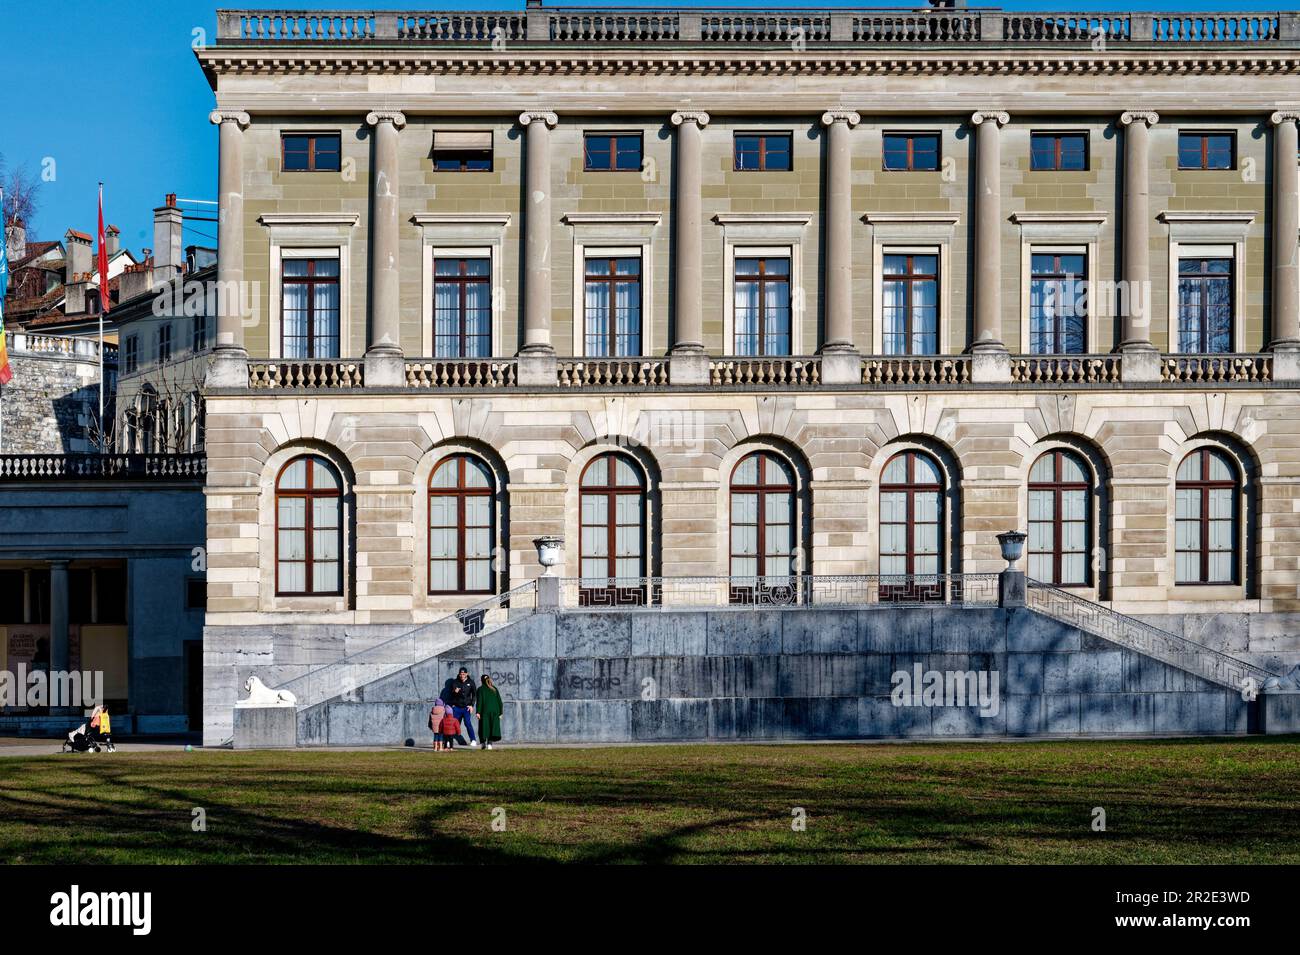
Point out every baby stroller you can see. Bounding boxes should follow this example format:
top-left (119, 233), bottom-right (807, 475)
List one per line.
top-left (63, 723), bottom-right (102, 753)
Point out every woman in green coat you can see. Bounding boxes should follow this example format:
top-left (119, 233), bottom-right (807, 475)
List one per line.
top-left (477, 674), bottom-right (504, 749)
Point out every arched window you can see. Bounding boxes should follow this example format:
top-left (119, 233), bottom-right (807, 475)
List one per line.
top-left (880, 451), bottom-right (944, 594)
top-left (276, 455), bottom-right (343, 596)
top-left (1028, 449), bottom-right (1091, 586)
top-left (428, 454), bottom-right (495, 595)
top-left (1176, 448), bottom-right (1238, 585)
top-left (579, 452), bottom-right (646, 605)
top-left (730, 451), bottom-right (796, 601)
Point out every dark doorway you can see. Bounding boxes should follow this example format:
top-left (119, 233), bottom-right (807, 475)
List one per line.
top-left (184, 641), bottom-right (203, 733)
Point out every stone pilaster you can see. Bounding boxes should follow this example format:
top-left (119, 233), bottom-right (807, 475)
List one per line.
top-left (669, 110), bottom-right (710, 385)
top-left (206, 109), bottom-right (251, 389)
top-left (970, 110), bottom-right (1009, 360)
top-left (1118, 112), bottom-right (1159, 368)
top-left (518, 110), bottom-right (559, 387)
top-left (1270, 111), bottom-right (1300, 382)
top-left (820, 110), bottom-right (861, 385)
top-left (50, 559), bottom-right (69, 677)
top-left (364, 110), bottom-right (407, 386)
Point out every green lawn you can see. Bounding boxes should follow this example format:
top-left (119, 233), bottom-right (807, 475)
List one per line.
top-left (3, 738), bottom-right (1299, 864)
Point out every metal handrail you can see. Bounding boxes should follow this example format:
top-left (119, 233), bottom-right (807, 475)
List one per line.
top-left (1026, 578), bottom-right (1276, 692)
top-left (273, 580), bottom-right (537, 708)
top-left (559, 572), bottom-right (1000, 609)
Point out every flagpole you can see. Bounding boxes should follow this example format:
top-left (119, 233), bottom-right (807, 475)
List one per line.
top-left (97, 183), bottom-right (105, 451)
top-left (1, 184), bottom-right (6, 456)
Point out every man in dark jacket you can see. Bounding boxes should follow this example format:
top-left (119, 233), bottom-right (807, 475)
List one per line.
top-left (442, 668), bottom-right (479, 747)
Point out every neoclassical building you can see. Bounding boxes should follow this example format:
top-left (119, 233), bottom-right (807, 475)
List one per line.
top-left (195, 2), bottom-right (1300, 666)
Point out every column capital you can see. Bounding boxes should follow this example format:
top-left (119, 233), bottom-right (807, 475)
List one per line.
top-left (365, 110), bottom-right (406, 129)
top-left (671, 110), bottom-right (710, 128)
top-left (820, 109), bottom-right (861, 128)
top-left (1120, 110), bottom-right (1160, 128)
top-left (1271, 110), bottom-right (1300, 126)
top-left (970, 110), bottom-right (1010, 128)
top-left (209, 109), bottom-right (251, 129)
top-left (519, 110), bottom-right (558, 129)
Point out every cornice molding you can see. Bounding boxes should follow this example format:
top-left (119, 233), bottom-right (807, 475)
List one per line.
top-left (861, 212), bottom-right (961, 226)
top-left (1157, 211), bottom-right (1256, 225)
top-left (1010, 212), bottom-right (1108, 225)
top-left (712, 212), bottom-right (813, 226)
top-left (410, 213), bottom-right (512, 228)
top-left (562, 212), bottom-right (663, 226)
top-left (257, 213), bottom-right (360, 228)
top-left (196, 49), bottom-right (1300, 82)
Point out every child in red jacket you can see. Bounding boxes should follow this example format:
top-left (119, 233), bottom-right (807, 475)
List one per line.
top-left (439, 711), bottom-right (461, 749)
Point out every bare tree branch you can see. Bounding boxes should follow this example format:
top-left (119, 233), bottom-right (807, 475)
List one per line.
top-left (0, 154), bottom-right (42, 228)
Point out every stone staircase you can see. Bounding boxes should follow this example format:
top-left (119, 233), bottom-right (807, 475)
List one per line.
top-left (1026, 579), bottom-right (1277, 693)
top-left (271, 582), bottom-right (537, 710)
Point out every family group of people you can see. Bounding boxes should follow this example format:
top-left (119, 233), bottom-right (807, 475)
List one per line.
top-left (427, 667), bottom-right (504, 751)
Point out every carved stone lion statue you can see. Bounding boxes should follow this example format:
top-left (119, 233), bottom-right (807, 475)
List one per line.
top-left (239, 675), bottom-right (297, 707)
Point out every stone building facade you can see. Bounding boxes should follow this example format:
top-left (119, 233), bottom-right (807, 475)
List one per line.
top-left (194, 6), bottom-right (1300, 740)
top-left (0, 333), bottom-right (116, 453)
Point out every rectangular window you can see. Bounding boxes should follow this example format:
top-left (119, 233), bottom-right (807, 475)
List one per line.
top-left (734, 133), bottom-right (792, 171)
top-left (156, 324), bottom-right (172, 364)
top-left (1030, 252), bottom-right (1088, 354)
top-left (883, 133), bottom-right (940, 171)
top-left (192, 312), bottom-right (207, 354)
top-left (583, 133), bottom-right (643, 172)
top-left (433, 258), bottom-right (492, 358)
top-left (1030, 132), bottom-right (1089, 171)
top-left (282, 257), bottom-right (341, 358)
top-left (123, 336), bottom-right (138, 374)
top-left (281, 133), bottom-right (341, 172)
top-left (734, 257), bottom-right (791, 355)
top-left (881, 253), bottom-right (939, 355)
top-left (431, 131), bottom-right (493, 171)
top-left (583, 256), bottom-right (642, 356)
top-left (1177, 257), bottom-right (1233, 353)
top-left (1178, 132), bottom-right (1235, 170)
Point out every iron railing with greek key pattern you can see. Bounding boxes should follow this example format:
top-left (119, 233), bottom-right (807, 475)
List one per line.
top-left (275, 581), bottom-right (537, 709)
top-left (560, 573), bottom-right (1000, 609)
top-left (1026, 579), bottom-right (1275, 692)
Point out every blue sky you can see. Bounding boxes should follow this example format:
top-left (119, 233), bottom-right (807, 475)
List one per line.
top-left (2, 0), bottom-right (1286, 254)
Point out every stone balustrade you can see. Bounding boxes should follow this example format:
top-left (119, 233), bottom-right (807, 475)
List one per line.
top-left (8, 332), bottom-right (117, 362)
top-left (248, 359), bottom-right (365, 389)
top-left (226, 352), bottom-right (1291, 390)
top-left (216, 7), bottom-right (1296, 46)
top-left (1010, 355), bottom-right (1122, 385)
top-left (0, 453), bottom-right (207, 481)
top-left (557, 358), bottom-right (669, 388)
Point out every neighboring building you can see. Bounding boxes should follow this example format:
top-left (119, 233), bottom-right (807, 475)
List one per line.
top-left (0, 194), bottom-right (215, 455)
top-left (113, 196), bottom-right (217, 454)
top-left (0, 453), bottom-right (207, 735)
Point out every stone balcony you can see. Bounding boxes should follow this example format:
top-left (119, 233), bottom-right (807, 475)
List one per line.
top-left (235, 351), bottom-right (1288, 392)
top-left (216, 6), bottom-right (1298, 48)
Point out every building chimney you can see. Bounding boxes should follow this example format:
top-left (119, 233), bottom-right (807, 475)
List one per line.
top-left (5, 217), bottom-right (25, 261)
top-left (64, 229), bottom-right (93, 284)
top-left (153, 193), bottom-right (183, 284)
top-left (106, 224), bottom-right (120, 257)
